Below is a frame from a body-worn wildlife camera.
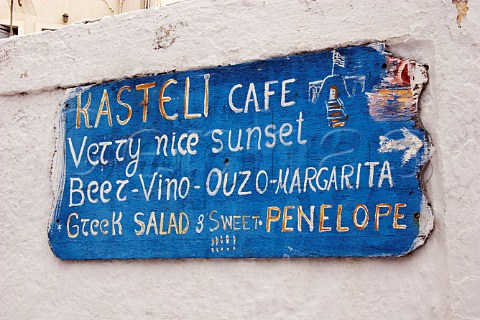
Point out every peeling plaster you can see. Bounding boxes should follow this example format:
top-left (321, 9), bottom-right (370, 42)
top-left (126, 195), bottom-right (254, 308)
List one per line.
top-left (153, 21), bottom-right (187, 50)
top-left (453, 0), bottom-right (469, 28)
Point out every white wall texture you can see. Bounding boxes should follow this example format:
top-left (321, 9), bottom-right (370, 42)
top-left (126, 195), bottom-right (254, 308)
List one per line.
top-left (0, 0), bottom-right (478, 319)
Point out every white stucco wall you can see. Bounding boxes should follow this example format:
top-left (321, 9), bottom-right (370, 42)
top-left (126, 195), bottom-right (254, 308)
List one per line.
top-left (0, 0), bottom-right (478, 318)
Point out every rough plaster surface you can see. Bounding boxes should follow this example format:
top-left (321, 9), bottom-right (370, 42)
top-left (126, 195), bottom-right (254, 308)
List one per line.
top-left (0, 0), bottom-right (479, 318)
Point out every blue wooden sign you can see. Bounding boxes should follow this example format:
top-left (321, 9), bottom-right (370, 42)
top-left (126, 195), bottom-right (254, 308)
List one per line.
top-left (49, 43), bottom-right (433, 260)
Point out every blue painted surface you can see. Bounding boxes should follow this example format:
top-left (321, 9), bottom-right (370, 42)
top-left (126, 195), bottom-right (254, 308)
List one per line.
top-left (49, 44), bottom-right (429, 259)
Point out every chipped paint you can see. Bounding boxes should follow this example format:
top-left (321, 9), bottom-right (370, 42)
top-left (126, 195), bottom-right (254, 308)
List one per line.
top-left (453, 0), bottom-right (468, 28)
top-left (153, 21), bottom-right (187, 50)
top-left (366, 55), bottom-right (427, 122)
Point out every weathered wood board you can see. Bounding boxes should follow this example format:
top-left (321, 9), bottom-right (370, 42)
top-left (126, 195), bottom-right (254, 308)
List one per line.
top-left (49, 43), bottom-right (433, 260)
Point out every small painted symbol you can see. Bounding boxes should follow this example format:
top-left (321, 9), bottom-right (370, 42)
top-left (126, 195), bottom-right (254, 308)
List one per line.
top-left (211, 235), bottom-right (237, 253)
top-left (378, 128), bottom-right (423, 164)
top-left (309, 50), bottom-right (366, 127)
